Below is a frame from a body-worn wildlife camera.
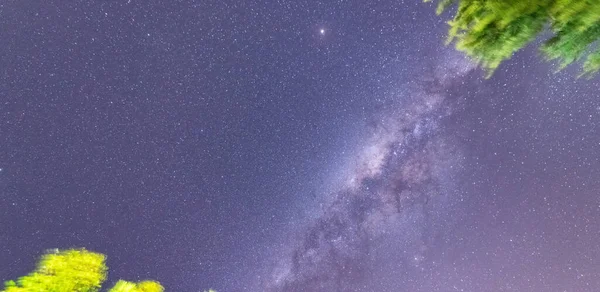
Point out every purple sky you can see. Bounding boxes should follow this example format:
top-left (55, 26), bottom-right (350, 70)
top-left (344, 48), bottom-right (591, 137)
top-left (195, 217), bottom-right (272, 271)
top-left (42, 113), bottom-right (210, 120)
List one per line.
top-left (1, 1), bottom-right (599, 291)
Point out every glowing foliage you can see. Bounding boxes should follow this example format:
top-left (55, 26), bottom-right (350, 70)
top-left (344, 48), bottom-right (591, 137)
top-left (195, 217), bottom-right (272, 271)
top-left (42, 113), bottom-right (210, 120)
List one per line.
top-left (108, 280), bottom-right (164, 292)
top-left (2, 249), bottom-right (106, 292)
top-left (1, 249), bottom-right (166, 292)
top-left (427, 0), bottom-right (600, 78)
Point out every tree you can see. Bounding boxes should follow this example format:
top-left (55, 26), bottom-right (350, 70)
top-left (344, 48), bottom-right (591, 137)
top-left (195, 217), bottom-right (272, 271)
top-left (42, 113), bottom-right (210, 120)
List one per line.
top-left (108, 280), bottom-right (164, 292)
top-left (2, 248), bottom-right (163, 292)
top-left (427, 0), bottom-right (600, 78)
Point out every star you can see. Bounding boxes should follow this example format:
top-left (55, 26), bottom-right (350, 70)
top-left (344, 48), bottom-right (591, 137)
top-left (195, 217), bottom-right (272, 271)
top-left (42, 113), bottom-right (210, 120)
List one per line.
top-left (319, 28), bottom-right (326, 35)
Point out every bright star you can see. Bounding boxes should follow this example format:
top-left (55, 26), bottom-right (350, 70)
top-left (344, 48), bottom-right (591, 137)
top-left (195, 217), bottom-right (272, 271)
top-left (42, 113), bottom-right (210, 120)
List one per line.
top-left (319, 28), bottom-right (325, 35)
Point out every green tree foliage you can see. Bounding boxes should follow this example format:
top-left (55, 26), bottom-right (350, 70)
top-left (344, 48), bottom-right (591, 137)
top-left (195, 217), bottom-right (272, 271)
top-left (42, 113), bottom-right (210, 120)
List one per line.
top-left (1, 249), bottom-right (164, 292)
top-left (426, 0), bottom-right (600, 78)
top-left (2, 249), bottom-right (107, 292)
top-left (108, 280), bottom-right (164, 292)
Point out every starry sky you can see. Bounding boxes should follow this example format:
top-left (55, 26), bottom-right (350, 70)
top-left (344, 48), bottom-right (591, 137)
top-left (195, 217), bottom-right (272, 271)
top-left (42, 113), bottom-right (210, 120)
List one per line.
top-left (1, 1), bottom-right (600, 291)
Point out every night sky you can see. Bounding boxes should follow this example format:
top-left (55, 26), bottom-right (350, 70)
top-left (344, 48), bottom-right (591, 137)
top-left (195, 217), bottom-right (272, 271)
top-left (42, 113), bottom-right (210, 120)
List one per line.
top-left (1, 1), bottom-right (600, 291)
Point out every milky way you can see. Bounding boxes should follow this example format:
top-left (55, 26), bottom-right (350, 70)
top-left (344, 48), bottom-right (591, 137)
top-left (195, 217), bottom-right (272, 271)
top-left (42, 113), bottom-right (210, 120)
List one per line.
top-left (265, 53), bottom-right (477, 291)
top-left (3, 2), bottom-right (600, 291)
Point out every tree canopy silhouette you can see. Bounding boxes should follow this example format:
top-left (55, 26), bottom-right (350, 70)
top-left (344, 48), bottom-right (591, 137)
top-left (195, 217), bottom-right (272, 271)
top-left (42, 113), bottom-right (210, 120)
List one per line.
top-left (2, 248), bottom-right (163, 292)
top-left (427, 0), bottom-right (600, 78)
